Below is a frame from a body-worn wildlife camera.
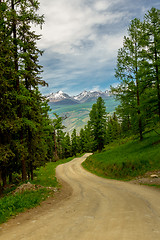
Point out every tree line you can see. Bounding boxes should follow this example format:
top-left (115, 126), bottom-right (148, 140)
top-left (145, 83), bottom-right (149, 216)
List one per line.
top-left (111, 7), bottom-right (160, 140)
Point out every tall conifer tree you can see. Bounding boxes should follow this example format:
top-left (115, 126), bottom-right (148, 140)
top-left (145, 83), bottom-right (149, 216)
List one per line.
top-left (113, 19), bottom-right (145, 140)
top-left (89, 97), bottom-right (107, 151)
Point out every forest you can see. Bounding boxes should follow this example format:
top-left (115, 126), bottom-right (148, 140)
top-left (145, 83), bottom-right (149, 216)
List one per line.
top-left (0, 1), bottom-right (160, 192)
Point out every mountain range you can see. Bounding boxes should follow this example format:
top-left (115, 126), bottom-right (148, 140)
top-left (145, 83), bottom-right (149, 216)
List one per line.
top-left (46, 90), bottom-right (117, 133)
top-left (46, 90), bottom-right (111, 105)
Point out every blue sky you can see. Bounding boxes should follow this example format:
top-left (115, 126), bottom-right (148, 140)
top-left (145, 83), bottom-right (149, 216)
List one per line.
top-left (37, 0), bottom-right (160, 96)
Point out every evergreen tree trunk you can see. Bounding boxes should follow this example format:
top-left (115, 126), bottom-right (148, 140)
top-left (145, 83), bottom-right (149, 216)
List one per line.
top-left (135, 41), bottom-right (143, 141)
top-left (2, 167), bottom-right (7, 187)
top-left (136, 78), bottom-right (143, 141)
top-left (154, 45), bottom-right (160, 119)
top-left (9, 173), bottom-right (12, 184)
top-left (30, 161), bottom-right (34, 181)
top-left (127, 115), bottom-right (131, 131)
top-left (54, 130), bottom-right (59, 161)
top-left (21, 149), bottom-right (27, 181)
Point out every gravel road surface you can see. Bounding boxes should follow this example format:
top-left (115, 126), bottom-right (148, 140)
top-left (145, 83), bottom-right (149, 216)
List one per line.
top-left (0, 153), bottom-right (160, 240)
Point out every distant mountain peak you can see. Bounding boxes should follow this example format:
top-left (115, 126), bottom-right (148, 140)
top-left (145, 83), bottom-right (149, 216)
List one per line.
top-left (46, 91), bottom-right (72, 102)
top-left (74, 90), bottom-right (111, 103)
top-left (56, 90), bottom-right (63, 95)
top-left (54, 91), bottom-right (66, 99)
top-left (46, 89), bottom-right (111, 104)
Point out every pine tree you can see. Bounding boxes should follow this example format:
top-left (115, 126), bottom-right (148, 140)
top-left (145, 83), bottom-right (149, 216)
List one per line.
top-left (89, 97), bottom-right (107, 151)
top-left (52, 113), bottom-right (65, 161)
top-left (79, 124), bottom-right (94, 153)
top-left (143, 8), bottom-right (160, 121)
top-left (62, 133), bottom-right (71, 158)
top-left (112, 8), bottom-right (160, 139)
top-left (79, 128), bottom-right (86, 152)
top-left (71, 129), bottom-right (78, 156)
top-left (112, 19), bottom-right (146, 140)
top-left (106, 113), bottom-right (121, 143)
top-left (0, 0), bottom-right (53, 188)
top-left (0, 0), bottom-right (16, 187)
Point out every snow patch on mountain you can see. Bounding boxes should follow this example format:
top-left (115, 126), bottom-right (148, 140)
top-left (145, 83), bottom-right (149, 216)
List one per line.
top-left (46, 90), bottom-right (111, 103)
top-left (46, 91), bottom-right (73, 102)
top-left (74, 90), bottom-right (110, 102)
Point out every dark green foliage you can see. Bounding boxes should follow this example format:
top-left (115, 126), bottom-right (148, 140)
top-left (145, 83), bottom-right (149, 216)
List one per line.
top-left (71, 129), bottom-right (78, 156)
top-left (0, 0), bottom-right (54, 190)
top-left (88, 97), bottom-right (107, 151)
top-left (79, 124), bottom-right (94, 153)
top-left (106, 113), bottom-right (121, 143)
top-left (113, 19), bottom-right (145, 140)
top-left (144, 8), bottom-right (160, 120)
top-left (60, 133), bottom-right (72, 159)
top-left (51, 113), bottom-right (65, 161)
top-left (79, 129), bottom-right (86, 152)
top-left (78, 99), bottom-right (120, 152)
top-left (112, 8), bottom-right (160, 140)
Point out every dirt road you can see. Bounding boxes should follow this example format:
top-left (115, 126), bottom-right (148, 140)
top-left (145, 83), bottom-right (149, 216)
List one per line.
top-left (0, 153), bottom-right (160, 240)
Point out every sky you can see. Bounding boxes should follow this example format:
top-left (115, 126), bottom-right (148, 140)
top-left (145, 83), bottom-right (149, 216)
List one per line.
top-left (36, 0), bottom-right (160, 96)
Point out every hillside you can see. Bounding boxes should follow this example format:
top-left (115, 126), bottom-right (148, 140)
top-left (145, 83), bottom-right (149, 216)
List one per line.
top-left (82, 129), bottom-right (160, 183)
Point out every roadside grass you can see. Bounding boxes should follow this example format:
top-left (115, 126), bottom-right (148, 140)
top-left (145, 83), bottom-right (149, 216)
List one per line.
top-left (0, 189), bottom-right (50, 224)
top-left (31, 156), bottom-right (76, 187)
top-left (82, 130), bottom-right (160, 181)
top-left (0, 155), bottom-right (80, 224)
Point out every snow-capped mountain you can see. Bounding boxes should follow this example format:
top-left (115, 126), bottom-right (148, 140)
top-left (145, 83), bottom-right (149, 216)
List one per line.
top-left (46, 90), bottom-right (111, 104)
top-left (46, 91), bottom-right (70, 102)
top-left (74, 90), bottom-right (111, 103)
top-left (46, 90), bottom-right (78, 104)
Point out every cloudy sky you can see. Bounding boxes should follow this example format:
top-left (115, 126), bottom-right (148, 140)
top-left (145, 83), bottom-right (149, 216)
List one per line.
top-left (37, 0), bottom-right (160, 96)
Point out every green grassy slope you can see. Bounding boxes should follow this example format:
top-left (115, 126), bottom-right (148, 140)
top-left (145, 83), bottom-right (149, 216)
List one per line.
top-left (0, 156), bottom-right (79, 224)
top-left (82, 130), bottom-right (160, 180)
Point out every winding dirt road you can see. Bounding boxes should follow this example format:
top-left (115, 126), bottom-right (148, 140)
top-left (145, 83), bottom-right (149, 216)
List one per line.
top-left (0, 153), bottom-right (160, 240)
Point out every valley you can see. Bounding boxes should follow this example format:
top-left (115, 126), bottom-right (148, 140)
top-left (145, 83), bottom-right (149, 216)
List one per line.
top-left (47, 90), bottom-right (118, 133)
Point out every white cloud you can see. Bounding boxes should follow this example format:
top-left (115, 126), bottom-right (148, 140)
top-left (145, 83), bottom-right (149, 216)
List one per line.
top-left (93, 1), bottom-right (111, 11)
top-left (36, 0), bottom-right (160, 95)
top-left (38, 0), bottom-right (127, 53)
